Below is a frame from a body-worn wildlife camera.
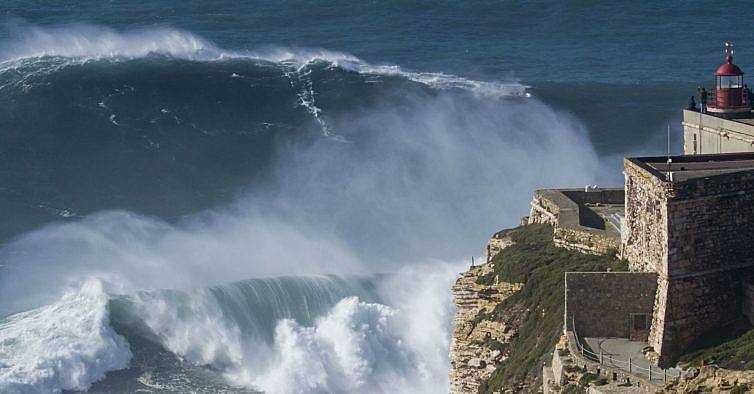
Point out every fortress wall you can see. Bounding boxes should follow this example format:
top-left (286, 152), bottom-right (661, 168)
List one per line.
top-left (565, 272), bottom-right (658, 339)
top-left (653, 271), bottom-right (744, 366)
top-left (530, 189), bottom-right (622, 255)
top-left (666, 170), bottom-right (754, 276)
top-left (528, 191), bottom-right (564, 226)
top-left (621, 160), bottom-right (668, 273)
top-left (553, 227), bottom-right (618, 255)
top-left (560, 189), bottom-right (624, 205)
top-left (652, 169), bottom-right (754, 365)
top-left (647, 276), bottom-right (668, 357)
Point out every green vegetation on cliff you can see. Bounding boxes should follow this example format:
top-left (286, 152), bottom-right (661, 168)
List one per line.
top-left (679, 323), bottom-right (754, 369)
top-left (477, 224), bottom-right (626, 392)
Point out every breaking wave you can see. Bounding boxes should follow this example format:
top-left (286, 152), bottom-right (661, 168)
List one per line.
top-left (0, 279), bottom-right (130, 392)
top-left (0, 24), bottom-right (526, 98)
top-left (0, 23), bottom-right (607, 392)
top-left (0, 266), bottom-right (459, 393)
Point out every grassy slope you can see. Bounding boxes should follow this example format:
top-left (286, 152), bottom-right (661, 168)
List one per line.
top-left (679, 323), bottom-right (754, 369)
top-left (477, 224), bottom-right (626, 392)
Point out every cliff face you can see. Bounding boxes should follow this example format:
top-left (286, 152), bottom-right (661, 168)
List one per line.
top-left (449, 224), bottom-right (625, 393)
top-left (449, 231), bottom-right (523, 393)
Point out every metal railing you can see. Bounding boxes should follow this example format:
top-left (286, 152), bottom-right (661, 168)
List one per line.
top-left (570, 318), bottom-right (681, 384)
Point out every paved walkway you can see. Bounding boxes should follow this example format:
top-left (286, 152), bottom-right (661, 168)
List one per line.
top-left (584, 337), bottom-right (681, 384)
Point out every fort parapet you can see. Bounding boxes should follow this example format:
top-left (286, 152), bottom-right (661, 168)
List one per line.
top-left (528, 188), bottom-right (623, 255)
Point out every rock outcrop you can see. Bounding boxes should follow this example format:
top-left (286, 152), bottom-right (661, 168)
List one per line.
top-left (449, 232), bottom-right (522, 394)
top-left (664, 366), bottom-right (754, 393)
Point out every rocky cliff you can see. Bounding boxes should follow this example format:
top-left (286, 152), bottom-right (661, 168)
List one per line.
top-left (448, 224), bottom-right (625, 393)
top-left (448, 229), bottom-right (522, 393)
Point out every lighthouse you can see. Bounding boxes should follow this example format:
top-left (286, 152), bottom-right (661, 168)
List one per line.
top-left (705, 42), bottom-right (751, 117)
top-left (682, 42), bottom-right (754, 155)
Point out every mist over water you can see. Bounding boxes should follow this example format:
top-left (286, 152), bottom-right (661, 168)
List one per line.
top-left (0, 24), bottom-right (609, 393)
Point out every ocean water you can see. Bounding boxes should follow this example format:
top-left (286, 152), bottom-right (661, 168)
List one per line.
top-left (1, 2), bottom-right (753, 392)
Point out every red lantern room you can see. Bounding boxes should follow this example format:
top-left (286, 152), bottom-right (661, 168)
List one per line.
top-left (707, 42), bottom-right (750, 117)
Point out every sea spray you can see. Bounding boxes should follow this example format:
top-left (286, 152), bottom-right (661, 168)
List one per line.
top-left (250, 298), bottom-right (409, 393)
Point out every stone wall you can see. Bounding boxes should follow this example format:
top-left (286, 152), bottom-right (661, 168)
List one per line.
top-left (529, 189), bottom-right (622, 255)
top-left (664, 169), bottom-right (754, 276)
top-left (622, 156), bottom-right (754, 366)
top-left (621, 159), bottom-right (667, 273)
top-left (564, 272), bottom-right (658, 339)
top-left (744, 283), bottom-right (754, 325)
top-left (653, 271), bottom-right (744, 363)
top-left (528, 191), bottom-right (562, 226)
top-left (554, 227), bottom-right (618, 256)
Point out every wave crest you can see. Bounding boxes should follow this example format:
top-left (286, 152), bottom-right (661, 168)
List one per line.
top-left (1, 24), bottom-right (219, 62)
top-left (0, 23), bottom-right (526, 97)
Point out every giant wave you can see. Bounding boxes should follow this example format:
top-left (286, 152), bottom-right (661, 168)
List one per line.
top-left (0, 24), bottom-right (607, 392)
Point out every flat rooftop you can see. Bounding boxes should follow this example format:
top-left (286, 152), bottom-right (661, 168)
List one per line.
top-left (733, 117), bottom-right (754, 127)
top-left (685, 109), bottom-right (754, 128)
top-left (629, 152), bottom-right (754, 182)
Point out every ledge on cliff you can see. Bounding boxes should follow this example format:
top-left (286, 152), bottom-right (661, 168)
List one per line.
top-left (478, 224), bottom-right (627, 392)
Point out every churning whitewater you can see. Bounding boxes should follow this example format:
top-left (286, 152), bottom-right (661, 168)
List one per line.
top-left (0, 24), bottom-right (605, 393)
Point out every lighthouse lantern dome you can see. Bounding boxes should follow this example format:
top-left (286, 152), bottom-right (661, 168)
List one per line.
top-left (706, 42), bottom-right (750, 116)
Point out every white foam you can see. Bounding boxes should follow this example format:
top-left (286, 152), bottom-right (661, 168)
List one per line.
top-left (247, 297), bottom-right (415, 393)
top-left (77, 262), bottom-right (459, 393)
top-left (218, 262), bottom-right (460, 393)
top-left (247, 47), bottom-right (527, 97)
top-left (0, 279), bottom-right (131, 393)
top-left (126, 288), bottom-right (249, 369)
top-left (0, 24), bottom-right (219, 62)
top-left (377, 261), bottom-right (463, 388)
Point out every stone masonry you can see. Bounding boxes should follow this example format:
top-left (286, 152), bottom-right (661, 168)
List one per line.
top-left (528, 188), bottom-right (623, 255)
top-left (621, 161), bottom-right (666, 273)
top-left (622, 153), bottom-right (754, 366)
top-left (564, 272), bottom-right (658, 340)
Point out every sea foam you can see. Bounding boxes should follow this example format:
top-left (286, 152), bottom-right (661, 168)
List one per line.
top-left (0, 279), bottom-right (131, 393)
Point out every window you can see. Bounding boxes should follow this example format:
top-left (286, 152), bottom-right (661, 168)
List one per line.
top-left (693, 134), bottom-right (698, 154)
top-left (631, 313), bottom-right (648, 331)
top-left (718, 75), bottom-right (743, 89)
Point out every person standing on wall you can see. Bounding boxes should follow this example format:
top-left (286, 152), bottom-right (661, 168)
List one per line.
top-left (698, 86), bottom-right (708, 113)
